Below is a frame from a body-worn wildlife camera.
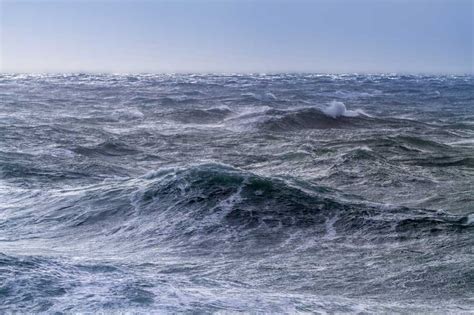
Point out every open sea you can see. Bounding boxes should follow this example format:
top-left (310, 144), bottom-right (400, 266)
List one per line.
top-left (0, 73), bottom-right (473, 313)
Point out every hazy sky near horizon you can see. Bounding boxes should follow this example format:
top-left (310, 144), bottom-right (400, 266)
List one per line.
top-left (1, 0), bottom-right (472, 74)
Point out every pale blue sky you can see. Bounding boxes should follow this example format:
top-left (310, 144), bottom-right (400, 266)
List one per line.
top-left (1, 0), bottom-right (472, 73)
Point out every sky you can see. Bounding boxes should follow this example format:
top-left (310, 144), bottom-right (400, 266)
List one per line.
top-left (0, 0), bottom-right (472, 74)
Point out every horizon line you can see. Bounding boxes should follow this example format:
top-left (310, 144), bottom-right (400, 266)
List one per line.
top-left (1, 71), bottom-right (473, 76)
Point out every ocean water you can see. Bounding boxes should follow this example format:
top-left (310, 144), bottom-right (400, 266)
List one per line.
top-left (0, 73), bottom-right (473, 313)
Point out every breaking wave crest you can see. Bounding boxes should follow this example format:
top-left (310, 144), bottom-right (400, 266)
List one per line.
top-left (323, 101), bottom-right (367, 118)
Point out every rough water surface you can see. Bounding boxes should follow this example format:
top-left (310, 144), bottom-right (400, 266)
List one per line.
top-left (0, 73), bottom-right (473, 313)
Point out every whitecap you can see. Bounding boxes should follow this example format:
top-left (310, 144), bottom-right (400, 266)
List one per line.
top-left (467, 214), bottom-right (474, 225)
top-left (265, 92), bottom-right (278, 100)
top-left (323, 101), bottom-right (367, 118)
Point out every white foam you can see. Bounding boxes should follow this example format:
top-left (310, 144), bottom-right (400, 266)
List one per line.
top-left (323, 101), bottom-right (366, 118)
top-left (324, 215), bottom-right (338, 239)
top-left (222, 105), bottom-right (273, 131)
top-left (265, 92), bottom-right (278, 100)
top-left (448, 139), bottom-right (474, 146)
top-left (218, 183), bottom-right (243, 212)
top-left (467, 214), bottom-right (474, 225)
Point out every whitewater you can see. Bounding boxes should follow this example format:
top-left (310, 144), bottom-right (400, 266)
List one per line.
top-left (0, 73), bottom-right (473, 313)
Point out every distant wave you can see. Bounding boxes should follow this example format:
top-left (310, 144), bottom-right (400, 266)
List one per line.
top-left (165, 106), bottom-right (233, 124)
top-left (260, 107), bottom-right (370, 131)
top-left (73, 140), bottom-right (139, 157)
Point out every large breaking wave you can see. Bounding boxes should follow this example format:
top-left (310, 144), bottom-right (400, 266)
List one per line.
top-left (3, 164), bottom-right (470, 253)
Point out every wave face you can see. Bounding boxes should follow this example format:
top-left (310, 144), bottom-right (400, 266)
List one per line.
top-left (1, 73), bottom-right (473, 313)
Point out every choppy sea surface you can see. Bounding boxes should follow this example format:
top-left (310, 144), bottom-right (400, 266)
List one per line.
top-left (1, 73), bottom-right (473, 313)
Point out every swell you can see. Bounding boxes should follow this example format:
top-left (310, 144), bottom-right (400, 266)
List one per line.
top-left (165, 107), bottom-right (233, 124)
top-left (257, 107), bottom-right (431, 132)
top-left (153, 103), bottom-right (437, 132)
top-left (73, 140), bottom-right (140, 157)
top-left (320, 134), bottom-right (474, 168)
top-left (3, 164), bottom-right (471, 252)
top-left (260, 108), bottom-right (364, 131)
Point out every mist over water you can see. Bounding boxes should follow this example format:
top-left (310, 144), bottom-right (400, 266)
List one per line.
top-left (0, 73), bottom-right (473, 313)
